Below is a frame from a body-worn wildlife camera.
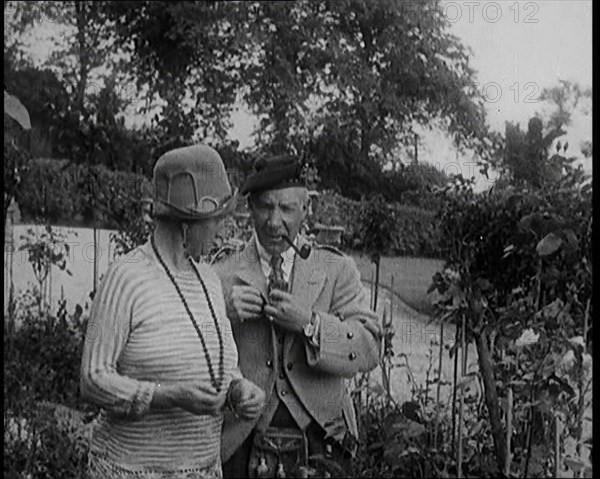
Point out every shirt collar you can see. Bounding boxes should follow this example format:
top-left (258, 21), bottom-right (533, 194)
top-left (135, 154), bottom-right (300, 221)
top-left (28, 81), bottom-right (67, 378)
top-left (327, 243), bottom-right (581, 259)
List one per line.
top-left (253, 230), bottom-right (296, 281)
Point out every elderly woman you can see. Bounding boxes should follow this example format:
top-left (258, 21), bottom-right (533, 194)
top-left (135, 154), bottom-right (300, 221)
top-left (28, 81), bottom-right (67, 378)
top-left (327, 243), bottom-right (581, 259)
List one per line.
top-left (80, 145), bottom-right (265, 479)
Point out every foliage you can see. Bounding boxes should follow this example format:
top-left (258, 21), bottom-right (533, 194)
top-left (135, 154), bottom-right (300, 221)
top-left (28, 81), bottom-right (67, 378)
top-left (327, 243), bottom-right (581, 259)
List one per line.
top-left (311, 190), bottom-right (441, 257)
top-left (4, 288), bottom-right (93, 479)
top-left (17, 225), bottom-right (74, 313)
top-left (501, 117), bottom-right (568, 188)
top-left (539, 79), bottom-right (592, 132)
top-left (429, 154), bottom-right (592, 476)
top-left (244, 0), bottom-right (489, 164)
top-left (4, 402), bottom-right (91, 479)
top-left (5, 289), bottom-right (88, 407)
top-left (350, 339), bottom-right (499, 478)
top-left (16, 158), bottom-right (152, 227)
top-left (355, 195), bottom-right (398, 263)
top-left (103, 0), bottom-right (249, 142)
top-left (4, 128), bottom-right (31, 227)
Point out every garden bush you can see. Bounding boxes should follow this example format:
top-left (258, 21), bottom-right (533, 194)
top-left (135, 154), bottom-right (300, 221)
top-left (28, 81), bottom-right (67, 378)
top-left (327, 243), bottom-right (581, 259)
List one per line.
top-left (15, 158), bottom-right (152, 231)
top-left (311, 190), bottom-right (441, 257)
top-left (4, 289), bottom-right (95, 478)
top-left (4, 292), bottom-right (88, 409)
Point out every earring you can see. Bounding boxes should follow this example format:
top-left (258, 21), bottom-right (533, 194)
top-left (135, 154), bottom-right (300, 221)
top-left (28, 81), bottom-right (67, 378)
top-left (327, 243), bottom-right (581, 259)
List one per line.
top-left (181, 223), bottom-right (189, 257)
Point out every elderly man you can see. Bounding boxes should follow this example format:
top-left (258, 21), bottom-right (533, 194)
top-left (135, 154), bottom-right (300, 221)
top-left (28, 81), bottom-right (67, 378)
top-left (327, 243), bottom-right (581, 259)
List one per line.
top-left (215, 155), bottom-right (382, 478)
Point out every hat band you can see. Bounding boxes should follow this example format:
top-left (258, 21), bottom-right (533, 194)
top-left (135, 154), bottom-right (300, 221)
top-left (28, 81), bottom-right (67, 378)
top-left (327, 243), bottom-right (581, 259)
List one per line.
top-left (155, 188), bottom-right (238, 220)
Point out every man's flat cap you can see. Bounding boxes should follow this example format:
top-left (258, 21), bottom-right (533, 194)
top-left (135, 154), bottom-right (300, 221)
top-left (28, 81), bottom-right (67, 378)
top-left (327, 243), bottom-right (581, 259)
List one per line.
top-left (241, 154), bottom-right (306, 195)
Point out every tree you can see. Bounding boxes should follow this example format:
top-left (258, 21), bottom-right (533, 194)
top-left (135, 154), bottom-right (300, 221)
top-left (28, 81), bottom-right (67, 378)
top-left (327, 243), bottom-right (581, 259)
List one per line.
top-left (539, 80), bottom-right (592, 161)
top-left (501, 117), bottom-right (566, 188)
top-left (104, 0), bottom-right (252, 144)
top-left (539, 80), bottom-right (592, 132)
top-left (355, 194), bottom-right (398, 310)
top-left (241, 1), bottom-right (488, 198)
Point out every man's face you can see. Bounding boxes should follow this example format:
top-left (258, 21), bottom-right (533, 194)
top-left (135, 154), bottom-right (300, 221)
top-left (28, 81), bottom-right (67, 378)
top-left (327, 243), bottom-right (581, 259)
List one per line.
top-left (249, 187), bottom-right (308, 256)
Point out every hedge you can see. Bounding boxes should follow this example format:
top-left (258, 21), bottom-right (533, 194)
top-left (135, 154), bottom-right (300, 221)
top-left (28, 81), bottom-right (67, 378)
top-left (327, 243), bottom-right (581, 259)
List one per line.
top-left (14, 161), bottom-right (442, 258)
top-left (311, 190), bottom-right (442, 258)
top-left (15, 158), bottom-right (152, 230)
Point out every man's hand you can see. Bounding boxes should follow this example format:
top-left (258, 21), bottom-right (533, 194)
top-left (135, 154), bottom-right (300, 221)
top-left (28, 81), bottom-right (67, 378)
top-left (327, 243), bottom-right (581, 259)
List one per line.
top-left (230, 285), bottom-right (265, 323)
top-left (264, 289), bottom-right (311, 334)
top-left (228, 378), bottom-right (266, 422)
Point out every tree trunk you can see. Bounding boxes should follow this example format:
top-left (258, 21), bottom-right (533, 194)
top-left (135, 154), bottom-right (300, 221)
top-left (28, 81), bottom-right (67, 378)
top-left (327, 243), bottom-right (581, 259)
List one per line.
top-left (475, 329), bottom-right (507, 473)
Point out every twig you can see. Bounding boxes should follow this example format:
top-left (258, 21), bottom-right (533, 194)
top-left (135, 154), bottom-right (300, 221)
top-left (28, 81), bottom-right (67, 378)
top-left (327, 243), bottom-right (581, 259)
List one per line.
top-left (554, 414), bottom-right (561, 478)
top-left (451, 322), bottom-right (459, 458)
top-left (390, 275), bottom-right (394, 320)
top-left (505, 387), bottom-right (513, 477)
top-left (582, 297), bottom-right (590, 351)
top-left (370, 269), bottom-right (375, 310)
top-left (434, 322), bottom-right (444, 450)
top-left (576, 298), bottom-right (590, 464)
top-left (523, 381), bottom-right (535, 478)
top-left (457, 312), bottom-right (466, 478)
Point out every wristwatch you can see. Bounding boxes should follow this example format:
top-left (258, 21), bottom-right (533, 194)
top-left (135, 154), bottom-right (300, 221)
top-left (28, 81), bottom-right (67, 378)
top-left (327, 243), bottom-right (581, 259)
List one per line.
top-left (303, 312), bottom-right (318, 339)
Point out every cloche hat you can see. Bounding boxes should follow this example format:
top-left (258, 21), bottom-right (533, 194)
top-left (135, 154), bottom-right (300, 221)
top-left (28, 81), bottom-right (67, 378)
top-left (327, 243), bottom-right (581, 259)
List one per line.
top-left (153, 144), bottom-right (237, 220)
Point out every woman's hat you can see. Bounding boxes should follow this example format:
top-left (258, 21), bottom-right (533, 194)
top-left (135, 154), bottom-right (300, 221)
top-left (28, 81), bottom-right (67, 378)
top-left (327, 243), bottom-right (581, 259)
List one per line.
top-left (241, 154), bottom-right (305, 195)
top-left (153, 144), bottom-right (237, 220)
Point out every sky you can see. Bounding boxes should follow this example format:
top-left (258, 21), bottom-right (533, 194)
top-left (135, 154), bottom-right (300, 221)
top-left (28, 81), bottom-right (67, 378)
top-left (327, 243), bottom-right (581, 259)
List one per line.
top-left (11, 0), bottom-right (593, 189)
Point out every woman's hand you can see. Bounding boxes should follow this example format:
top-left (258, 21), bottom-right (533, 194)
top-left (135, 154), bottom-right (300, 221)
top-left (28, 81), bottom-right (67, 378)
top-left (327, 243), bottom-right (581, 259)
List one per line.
top-left (153, 383), bottom-right (226, 416)
top-left (178, 383), bottom-right (227, 416)
top-left (227, 378), bottom-right (266, 421)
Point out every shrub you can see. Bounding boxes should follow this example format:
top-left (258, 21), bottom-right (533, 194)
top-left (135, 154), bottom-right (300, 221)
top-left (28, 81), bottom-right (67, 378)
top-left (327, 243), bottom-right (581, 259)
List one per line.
top-left (4, 402), bottom-right (90, 479)
top-left (311, 190), bottom-right (441, 257)
top-left (15, 159), bottom-right (152, 230)
top-left (4, 290), bottom-right (88, 409)
top-left (4, 289), bottom-right (95, 478)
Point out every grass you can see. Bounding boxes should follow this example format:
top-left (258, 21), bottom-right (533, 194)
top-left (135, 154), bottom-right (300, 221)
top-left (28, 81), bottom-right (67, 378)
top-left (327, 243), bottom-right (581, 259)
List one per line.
top-left (350, 253), bottom-right (444, 316)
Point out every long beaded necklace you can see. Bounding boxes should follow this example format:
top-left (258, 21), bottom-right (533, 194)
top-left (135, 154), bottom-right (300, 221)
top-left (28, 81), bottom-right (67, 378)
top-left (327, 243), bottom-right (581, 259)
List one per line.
top-left (151, 235), bottom-right (225, 393)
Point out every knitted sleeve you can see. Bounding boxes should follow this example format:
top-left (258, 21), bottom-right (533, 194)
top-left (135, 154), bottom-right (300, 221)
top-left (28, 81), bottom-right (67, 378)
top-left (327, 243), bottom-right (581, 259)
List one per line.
top-left (80, 261), bottom-right (156, 419)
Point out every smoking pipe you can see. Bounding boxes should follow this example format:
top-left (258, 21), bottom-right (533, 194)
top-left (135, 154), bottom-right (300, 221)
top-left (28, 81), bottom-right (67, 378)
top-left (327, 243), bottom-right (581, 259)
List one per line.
top-left (282, 233), bottom-right (311, 260)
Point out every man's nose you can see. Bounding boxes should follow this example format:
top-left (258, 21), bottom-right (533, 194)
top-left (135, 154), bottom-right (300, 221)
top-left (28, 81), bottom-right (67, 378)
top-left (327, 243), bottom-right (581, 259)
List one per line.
top-left (266, 209), bottom-right (283, 229)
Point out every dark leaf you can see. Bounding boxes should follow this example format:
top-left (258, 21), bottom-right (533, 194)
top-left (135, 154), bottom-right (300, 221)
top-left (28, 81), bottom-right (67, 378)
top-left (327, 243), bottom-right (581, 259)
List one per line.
top-left (536, 233), bottom-right (562, 256)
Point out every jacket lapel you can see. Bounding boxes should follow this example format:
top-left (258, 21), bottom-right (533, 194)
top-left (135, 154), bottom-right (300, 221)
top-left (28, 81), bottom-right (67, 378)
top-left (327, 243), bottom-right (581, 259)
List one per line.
top-left (285, 246), bottom-right (327, 356)
top-left (234, 236), bottom-right (328, 356)
top-left (233, 239), bottom-right (268, 296)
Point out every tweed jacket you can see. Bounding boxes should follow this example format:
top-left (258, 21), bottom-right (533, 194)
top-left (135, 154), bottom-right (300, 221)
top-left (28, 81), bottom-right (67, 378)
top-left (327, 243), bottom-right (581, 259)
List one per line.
top-left (214, 237), bottom-right (382, 463)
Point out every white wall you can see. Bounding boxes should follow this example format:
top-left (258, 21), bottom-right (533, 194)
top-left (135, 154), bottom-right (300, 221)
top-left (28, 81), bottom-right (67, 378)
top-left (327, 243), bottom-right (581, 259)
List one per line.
top-left (4, 224), bottom-right (119, 314)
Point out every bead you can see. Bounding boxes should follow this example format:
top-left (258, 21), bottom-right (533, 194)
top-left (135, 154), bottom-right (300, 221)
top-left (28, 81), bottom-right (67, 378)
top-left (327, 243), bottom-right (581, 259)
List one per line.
top-left (266, 359), bottom-right (273, 368)
top-left (349, 352), bottom-right (357, 360)
top-left (152, 236), bottom-right (224, 392)
top-left (347, 331), bottom-right (354, 339)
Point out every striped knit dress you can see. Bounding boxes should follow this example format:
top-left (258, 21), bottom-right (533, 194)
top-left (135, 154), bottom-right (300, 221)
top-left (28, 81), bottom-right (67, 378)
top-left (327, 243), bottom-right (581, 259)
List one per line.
top-left (80, 241), bottom-right (240, 479)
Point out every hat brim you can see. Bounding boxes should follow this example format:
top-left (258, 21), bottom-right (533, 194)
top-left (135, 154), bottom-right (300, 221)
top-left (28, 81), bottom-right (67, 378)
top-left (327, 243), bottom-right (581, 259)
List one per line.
top-left (153, 187), bottom-right (238, 221)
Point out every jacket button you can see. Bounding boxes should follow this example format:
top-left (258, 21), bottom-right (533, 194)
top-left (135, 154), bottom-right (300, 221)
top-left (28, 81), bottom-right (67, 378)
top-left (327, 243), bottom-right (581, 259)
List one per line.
top-left (266, 360), bottom-right (273, 368)
top-left (347, 331), bottom-right (354, 339)
top-left (349, 352), bottom-right (357, 360)
top-left (281, 390), bottom-right (287, 397)
top-left (286, 362), bottom-right (293, 371)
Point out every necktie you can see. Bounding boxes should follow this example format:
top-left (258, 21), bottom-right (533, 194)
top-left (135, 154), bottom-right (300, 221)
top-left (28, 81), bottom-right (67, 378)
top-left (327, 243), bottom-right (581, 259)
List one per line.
top-left (268, 253), bottom-right (288, 293)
